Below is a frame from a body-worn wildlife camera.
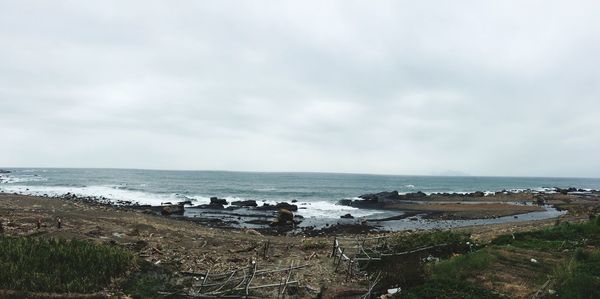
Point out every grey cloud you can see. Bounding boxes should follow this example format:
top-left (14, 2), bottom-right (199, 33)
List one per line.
top-left (1, 1), bottom-right (599, 177)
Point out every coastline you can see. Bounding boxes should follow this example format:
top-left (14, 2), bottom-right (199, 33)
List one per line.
top-left (0, 191), bottom-right (596, 297)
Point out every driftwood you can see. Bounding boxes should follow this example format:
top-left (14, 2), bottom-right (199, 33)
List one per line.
top-left (182, 261), bottom-right (306, 297)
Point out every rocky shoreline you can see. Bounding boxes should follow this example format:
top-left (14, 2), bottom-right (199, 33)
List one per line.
top-left (1, 186), bottom-right (597, 236)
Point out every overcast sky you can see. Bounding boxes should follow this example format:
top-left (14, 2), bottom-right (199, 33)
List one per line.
top-left (1, 1), bottom-right (599, 177)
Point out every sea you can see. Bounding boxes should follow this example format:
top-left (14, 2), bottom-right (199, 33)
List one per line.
top-left (1, 168), bottom-right (600, 221)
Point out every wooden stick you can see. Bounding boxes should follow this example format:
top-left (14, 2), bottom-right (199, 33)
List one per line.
top-left (281, 261), bottom-right (294, 295)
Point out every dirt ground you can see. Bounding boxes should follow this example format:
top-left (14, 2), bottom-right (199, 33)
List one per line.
top-left (0, 193), bottom-right (592, 298)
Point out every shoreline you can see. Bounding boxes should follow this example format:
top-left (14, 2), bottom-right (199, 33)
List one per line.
top-left (0, 192), bottom-right (597, 298)
top-left (1, 186), bottom-right (594, 235)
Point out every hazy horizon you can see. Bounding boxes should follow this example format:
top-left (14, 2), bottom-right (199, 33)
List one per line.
top-left (2, 1), bottom-right (599, 178)
top-left (2, 166), bottom-right (600, 180)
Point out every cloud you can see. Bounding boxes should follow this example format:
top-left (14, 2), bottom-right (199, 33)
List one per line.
top-left (1, 1), bottom-right (599, 177)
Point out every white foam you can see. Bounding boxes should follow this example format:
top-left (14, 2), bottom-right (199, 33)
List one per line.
top-left (0, 175), bottom-right (48, 184)
top-left (254, 187), bottom-right (277, 192)
top-left (295, 201), bottom-right (384, 218)
top-left (0, 184), bottom-right (184, 206)
top-left (0, 185), bottom-right (385, 219)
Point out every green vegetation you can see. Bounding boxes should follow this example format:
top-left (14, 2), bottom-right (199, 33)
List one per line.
top-left (301, 238), bottom-right (329, 250)
top-left (0, 236), bottom-right (135, 293)
top-left (491, 219), bottom-right (600, 250)
top-left (431, 247), bottom-right (498, 280)
top-left (386, 219), bottom-right (600, 298)
top-left (400, 278), bottom-right (506, 299)
top-left (387, 230), bottom-right (471, 252)
top-left (124, 261), bottom-right (171, 299)
top-left (553, 250), bottom-right (600, 299)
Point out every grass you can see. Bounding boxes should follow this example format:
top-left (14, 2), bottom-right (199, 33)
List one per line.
top-left (430, 247), bottom-right (498, 281)
top-left (553, 250), bottom-right (600, 299)
top-left (0, 236), bottom-right (135, 293)
top-left (491, 218), bottom-right (600, 251)
top-left (386, 230), bottom-right (471, 252)
top-left (394, 248), bottom-right (503, 298)
top-left (362, 230), bottom-right (474, 292)
top-left (300, 238), bottom-right (329, 250)
top-left (400, 278), bottom-right (506, 299)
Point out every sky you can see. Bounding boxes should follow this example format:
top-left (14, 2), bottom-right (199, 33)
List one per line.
top-left (1, 1), bottom-right (599, 178)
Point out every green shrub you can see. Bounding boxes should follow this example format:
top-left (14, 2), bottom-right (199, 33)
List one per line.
top-left (554, 251), bottom-right (600, 298)
top-left (301, 238), bottom-right (329, 250)
top-left (0, 236), bottom-right (135, 293)
top-left (491, 219), bottom-right (600, 250)
top-left (400, 278), bottom-right (505, 299)
top-left (431, 248), bottom-right (498, 281)
top-left (387, 230), bottom-right (471, 252)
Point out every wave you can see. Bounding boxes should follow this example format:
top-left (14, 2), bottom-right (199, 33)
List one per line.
top-left (0, 184), bottom-right (385, 219)
top-left (0, 184), bottom-right (186, 206)
top-left (0, 175), bottom-right (48, 184)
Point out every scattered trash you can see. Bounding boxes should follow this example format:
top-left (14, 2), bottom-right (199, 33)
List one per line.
top-left (387, 287), bottom-right (401, 294)
top-left (530, 258), bottom-right (538, 263)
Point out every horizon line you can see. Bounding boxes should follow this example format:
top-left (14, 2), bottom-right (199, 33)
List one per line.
top-left (1, 166), bottom-right (599, 180)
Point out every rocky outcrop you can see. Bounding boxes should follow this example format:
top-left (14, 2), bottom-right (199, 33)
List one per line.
top-left (230, 200), bottom-right (258, 207)
top-left (340, 213), bottom-right (354, 219)
top-left (161, 204), bottom-right (185, 215)
top-left (270, 209), bottom-right (295, 226)
top-left (359, 191), bottom-right (402, 202)
top-left (210, 197), bottom-right (228, 205)
top-left (256, 202), bottom-right (298, 212)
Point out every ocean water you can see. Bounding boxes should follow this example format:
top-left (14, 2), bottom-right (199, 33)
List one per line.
top-left (1, 168), bottom-right (599, 219)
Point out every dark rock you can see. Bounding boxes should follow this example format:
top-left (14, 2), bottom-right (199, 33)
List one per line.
top-left (471, 191), bottom-right (485, 197)
top-left (270, 209), bottom-right (295, 226)
top-left (291, 199), bottom-right (298, 203)
top-left (256, 202), bottom-right (298, 212)
top-left (276, 202), bottom-right (298, 211)
top-left (405, 191), bottom-right (427, 199)
top-left (210, 197), bottom-right (228, 205)
top-left (161, 204), bottom-right (185, 215)
top-left (178, 200), bottom-right (193, 206)
top-left (230, 200), bottom-right (258, 207)
top-left (340, 213), bottom-right (354, 219)
top-left (191, 203), bottom-right (224, 209)
top-left (359, 190), bottom-right (401, 202)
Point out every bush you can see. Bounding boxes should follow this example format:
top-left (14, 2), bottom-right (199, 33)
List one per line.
top-left (301, 238), bottom-right (329, 250)
top-left (431, 248), bottom-right (498, 281)
top-left (491, 219), bottom-right (600, 250)
top-left (387, 230), bottom-right (471, 252)
top-left (0, 236), bottom-right (135, 293)
top-left (400, 278), bottom-right (506, 299)
top-left (554, 251), bottom-right (600, 298)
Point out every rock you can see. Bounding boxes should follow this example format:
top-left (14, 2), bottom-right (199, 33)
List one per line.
top-left (291, 199), bottom-right (298, 203)
top-left (161, 204), bottom-right (185, 215)
top-left (230, 200), bottom-right (258, 207)
top-left (210, 197), bottom-right (228, 205)
top-left (191, 203), bottom-right (224, 209)
top-left (360, 190), bottom-right (401, 202)
top-left (257, 202), bottom-right (298, 211)
top-left (178, 200), bottom-right (193, 206)
top-left (405, 191), bottom-right (428, 199)
top-left (244, 229), bottom-right (262, 236)
top-left (471, 191), bottom-right (485, 197)
top-left (276, 202), bottom-right (298, 211)
top-left (340, 213), bottom-right (354, 219)
top-left (0, 169), bottom-right (10, 174)
top-left (270, 209), bottom-right (294, 226)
